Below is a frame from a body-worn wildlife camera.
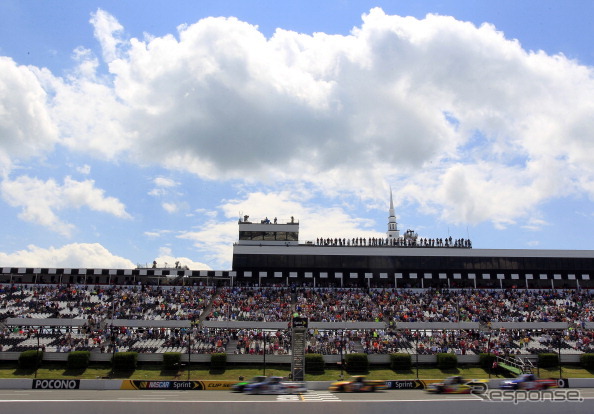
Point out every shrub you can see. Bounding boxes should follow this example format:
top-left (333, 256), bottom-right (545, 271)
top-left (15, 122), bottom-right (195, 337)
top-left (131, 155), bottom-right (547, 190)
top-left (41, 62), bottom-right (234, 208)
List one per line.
top-left (538, 353), bottom-right (559, 368)
top-left (390, 353), bottom-right (412, 370)
top-left (305, 353), bottom-right (325, 374)
top-left (479, 353), bottom-right (497, 370)
top-left (210, 353), bottom-right (227, 371)
top-left (580, 354), bottom-right (594, 370)
top-left (163, 352), bottom-right (182, 370)
top-left (436, 353), bottom-right (458, 369)
top-left (345, 353), bottom-right (368, 373)
top-left (112, 352), bottom-right (138, 370)
top-left (67, 351), bottom-right (90, 370)
top-left (18, 350), bottom-right (43, 369)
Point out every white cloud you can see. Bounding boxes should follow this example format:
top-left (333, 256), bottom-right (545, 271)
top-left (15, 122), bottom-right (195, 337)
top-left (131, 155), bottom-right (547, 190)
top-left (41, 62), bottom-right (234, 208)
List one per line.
top-left (0, 243), bottom-right (135, 268)
top-left (90, 9), bottom-right (126, 63)
top-left (76, 164), bottom-right (91, 174)
top-left (7, 8), bottom-right (594, 231)
top-left (154, 177), bottom-right (178, 188)
top-left (1, 175), bottom-right (131, 236)
top-left (149, 177), bottom-right (180, 197)
top-left (162, 202), bottom-right (179, 213)
top-left (0, 58), bottom-right (59, 173)
top-left (178, 190), bottom-right (387, 268)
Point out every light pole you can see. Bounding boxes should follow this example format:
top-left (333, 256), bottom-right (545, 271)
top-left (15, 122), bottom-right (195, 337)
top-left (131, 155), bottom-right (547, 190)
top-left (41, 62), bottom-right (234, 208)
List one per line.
top-left (263, 330), bottom-right (267, 376)
top-left (339, 330), bottom-right (344, 379)
top-left (111, 324), bottom-right (117, 374)
top-left (487, 327), bottom-right (493, 379)
top-left (35, 328), bottom-right (40, 378)
top-left (415, 330), bottom-right (419, 379)
top-left (187, 333), bottom-right (191, 381)
top-left (557, 333), bottom-right (562, 380)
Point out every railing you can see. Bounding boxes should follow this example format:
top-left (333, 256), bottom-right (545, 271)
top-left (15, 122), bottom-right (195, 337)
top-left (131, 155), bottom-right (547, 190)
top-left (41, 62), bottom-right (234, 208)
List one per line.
top-left (238, 216), bottom-right (298, 225)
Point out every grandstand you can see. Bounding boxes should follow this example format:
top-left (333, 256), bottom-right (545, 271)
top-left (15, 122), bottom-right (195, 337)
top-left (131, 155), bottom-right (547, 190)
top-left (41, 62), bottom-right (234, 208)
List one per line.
top-left (1, 193), bottom-right (594, 369)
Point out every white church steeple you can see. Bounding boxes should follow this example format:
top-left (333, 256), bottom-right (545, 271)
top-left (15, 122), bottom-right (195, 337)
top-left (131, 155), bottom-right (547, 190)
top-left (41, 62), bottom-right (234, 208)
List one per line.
top-left (387, 187), bottom-right (400, 239)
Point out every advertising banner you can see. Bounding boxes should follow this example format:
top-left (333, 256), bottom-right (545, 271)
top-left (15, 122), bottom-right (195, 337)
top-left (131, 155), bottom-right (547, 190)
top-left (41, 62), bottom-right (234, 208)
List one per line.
top-left (32, 379), bottom-right (81, 389)
top-left (120, 380), bottom-right (237, 390)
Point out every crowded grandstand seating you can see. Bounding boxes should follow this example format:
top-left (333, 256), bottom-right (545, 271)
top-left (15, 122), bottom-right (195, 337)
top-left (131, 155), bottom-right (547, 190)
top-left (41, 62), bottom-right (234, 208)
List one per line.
top-left (1, 283), bottom-right (594, 356)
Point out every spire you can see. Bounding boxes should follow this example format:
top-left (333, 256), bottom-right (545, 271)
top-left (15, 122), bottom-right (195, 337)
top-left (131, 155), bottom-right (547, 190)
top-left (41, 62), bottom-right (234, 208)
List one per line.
top-left (389, 187), bottom-right (394, 211)
top-left (387, 187), bottom-right (400, 239)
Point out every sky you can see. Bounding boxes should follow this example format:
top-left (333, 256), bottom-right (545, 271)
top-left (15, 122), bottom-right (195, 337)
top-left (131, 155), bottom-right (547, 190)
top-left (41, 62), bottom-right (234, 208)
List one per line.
top-left (1, 0), bottom-right (594, 270)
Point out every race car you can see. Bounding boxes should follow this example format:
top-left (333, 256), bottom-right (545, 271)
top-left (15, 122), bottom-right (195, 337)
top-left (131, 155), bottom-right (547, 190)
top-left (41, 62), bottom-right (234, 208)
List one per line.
top-left (499, 374), bottom-right (558, 390)
top-left (231, 376), bottom-right (267, 392)
top-left (426, 376), bottom-right (489, 394)
top-left (329, 376), bottom-right (387, 392)
top-left (244, 376), bottom-right (307, 395)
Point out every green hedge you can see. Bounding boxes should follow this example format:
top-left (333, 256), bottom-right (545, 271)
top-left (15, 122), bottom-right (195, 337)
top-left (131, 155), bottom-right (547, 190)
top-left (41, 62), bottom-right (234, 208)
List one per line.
top-left (112, 352), bottom-right (138, 370)
top-left (18, 350), bottom-right (43, 369)
top-left (390, 353), bottom-right (412, 370)
top-left (210, 353), bottom-right (227, 371)
top-left (345, 353), bottom-right (368, 373)
top-left (479, 353), bottom-right (497, 370)
top-left (538, 353), bottom-right (559, 368)
top-left (305, 353), bottom-right (325, 374)
top-left (580, 353), bottom-right (594, 370)
top-left (163, 352), bottom-right (182, 370)
top-left (67, 351), bottom-right (90, 370)
top-left (436, 353), bottom-right (458, 369)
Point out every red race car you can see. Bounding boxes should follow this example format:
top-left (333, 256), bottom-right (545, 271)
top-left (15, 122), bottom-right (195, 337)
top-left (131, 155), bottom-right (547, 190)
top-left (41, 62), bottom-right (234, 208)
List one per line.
top-left (500, 374), bottom-right (557, 390)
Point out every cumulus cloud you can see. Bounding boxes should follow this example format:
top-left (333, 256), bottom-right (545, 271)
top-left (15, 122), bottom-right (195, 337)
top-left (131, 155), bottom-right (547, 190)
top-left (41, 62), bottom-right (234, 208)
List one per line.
top-left (90, 8), bottom-right (126, 63)
top-left (0, 57), bottom-right (59, 173)
top-left (6, 7), bottom-right (594, 232)
top-left (0, 243), bottom-right (135, 268)
top-left (1, 175), bottom-right (131, 236)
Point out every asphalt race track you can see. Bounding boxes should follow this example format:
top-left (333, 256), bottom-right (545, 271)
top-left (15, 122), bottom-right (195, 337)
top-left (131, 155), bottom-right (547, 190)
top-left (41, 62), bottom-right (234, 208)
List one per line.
top-left (1, 389), bottom-right (594, 414)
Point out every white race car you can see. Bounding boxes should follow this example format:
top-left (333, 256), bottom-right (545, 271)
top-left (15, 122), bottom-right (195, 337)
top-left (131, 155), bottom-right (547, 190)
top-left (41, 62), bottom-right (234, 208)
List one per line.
top-left (244, 376), bottom-right (307, 395)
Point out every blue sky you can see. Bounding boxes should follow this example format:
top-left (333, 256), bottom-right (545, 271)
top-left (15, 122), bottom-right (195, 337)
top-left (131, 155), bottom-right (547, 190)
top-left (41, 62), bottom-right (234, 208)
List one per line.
top-left (1, 1), bottom-right (594, 270)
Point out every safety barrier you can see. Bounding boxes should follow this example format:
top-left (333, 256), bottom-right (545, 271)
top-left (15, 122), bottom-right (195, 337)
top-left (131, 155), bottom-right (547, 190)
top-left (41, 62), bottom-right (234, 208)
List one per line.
top-left (0, 378), bottom-right (593, 390)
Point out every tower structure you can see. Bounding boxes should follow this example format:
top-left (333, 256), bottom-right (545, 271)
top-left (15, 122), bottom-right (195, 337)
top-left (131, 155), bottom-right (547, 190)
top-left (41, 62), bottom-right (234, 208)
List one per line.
top-left (387, 188), bottom-right (400, 239)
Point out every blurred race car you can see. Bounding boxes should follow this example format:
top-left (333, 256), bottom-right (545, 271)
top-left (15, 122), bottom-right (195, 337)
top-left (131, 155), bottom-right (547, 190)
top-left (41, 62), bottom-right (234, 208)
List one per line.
top-left (244, 376), bottom-right (307, 395)
top-left (499, 374), bottom-right (557, 390)
top-left (231, 376), bottom-right (267, 392)
top-left (329, 376), bottom-right (387, 392)
top-left (426, 376), bottom-right (489, 394)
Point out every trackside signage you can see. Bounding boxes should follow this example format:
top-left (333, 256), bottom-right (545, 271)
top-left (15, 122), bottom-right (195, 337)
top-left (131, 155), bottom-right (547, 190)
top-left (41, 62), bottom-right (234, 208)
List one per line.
top-left (33, 379), bottom-right (80, 389)
top-left (385, 380), bottom-right (426, 390)
top-left (121, 380), bottom-right (236, 390)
